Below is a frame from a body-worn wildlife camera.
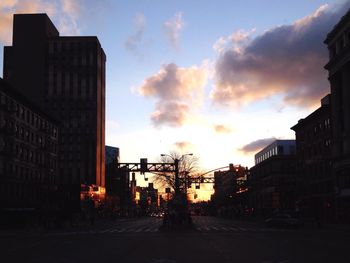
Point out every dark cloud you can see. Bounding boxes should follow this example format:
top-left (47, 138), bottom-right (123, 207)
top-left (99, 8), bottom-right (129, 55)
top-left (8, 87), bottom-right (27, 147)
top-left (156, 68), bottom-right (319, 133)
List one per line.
top-left (239, 137), bottom-right (276, 153)
top-left (211, 2), bottom-right (350, 108)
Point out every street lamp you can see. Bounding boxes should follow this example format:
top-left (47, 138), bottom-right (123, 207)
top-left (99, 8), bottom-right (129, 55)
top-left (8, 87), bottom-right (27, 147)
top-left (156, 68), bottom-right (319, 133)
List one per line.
top-left (160, 153), bottom-right (193, 195)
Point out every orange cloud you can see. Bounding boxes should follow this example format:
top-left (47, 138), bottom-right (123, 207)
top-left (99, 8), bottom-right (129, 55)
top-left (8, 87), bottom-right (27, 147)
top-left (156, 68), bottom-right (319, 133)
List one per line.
top-left (174, 141), bottom-right (193, 151)
top-left (0, 0), bottom-right (83, 45)
top-left (138, 63), bottom-right (208, 127)
top-left (214, 124), bottom-right (232, 134)
top-left (211, 2), bottom-right (349, 109)
top-left (151, 101), bottom-right (189, 127)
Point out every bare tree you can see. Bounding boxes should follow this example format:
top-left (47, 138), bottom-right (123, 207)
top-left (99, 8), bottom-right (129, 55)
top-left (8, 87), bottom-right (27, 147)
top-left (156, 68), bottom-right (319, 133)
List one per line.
top-left (151, 151), bottom-right (200, 195)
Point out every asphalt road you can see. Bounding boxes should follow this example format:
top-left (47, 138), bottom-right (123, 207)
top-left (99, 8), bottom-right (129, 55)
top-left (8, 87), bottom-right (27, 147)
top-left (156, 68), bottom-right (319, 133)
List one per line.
top-left (1, 216), bottom-right (349, 263)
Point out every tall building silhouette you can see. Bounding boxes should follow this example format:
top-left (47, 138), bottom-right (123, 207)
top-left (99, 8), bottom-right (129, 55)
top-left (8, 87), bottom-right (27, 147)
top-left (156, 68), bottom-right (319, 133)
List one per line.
top-left (3, 14), bottom-right (105, 204)
top-left (324, 9), bottom-right (350, 221)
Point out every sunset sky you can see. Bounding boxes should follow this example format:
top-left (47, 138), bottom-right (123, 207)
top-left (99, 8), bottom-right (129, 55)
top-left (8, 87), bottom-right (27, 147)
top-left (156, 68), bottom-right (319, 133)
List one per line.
top-left (1, 0), bottom-right (349, 199)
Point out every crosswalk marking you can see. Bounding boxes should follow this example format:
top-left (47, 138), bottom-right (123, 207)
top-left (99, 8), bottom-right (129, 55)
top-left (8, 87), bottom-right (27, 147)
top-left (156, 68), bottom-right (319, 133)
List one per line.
top-left (49, 226), bottom-right (288, 236)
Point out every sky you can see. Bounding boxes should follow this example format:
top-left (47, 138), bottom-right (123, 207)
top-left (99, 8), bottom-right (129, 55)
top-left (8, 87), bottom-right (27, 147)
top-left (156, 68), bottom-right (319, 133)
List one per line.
top-left (1, 0), bottom-right (349, 200)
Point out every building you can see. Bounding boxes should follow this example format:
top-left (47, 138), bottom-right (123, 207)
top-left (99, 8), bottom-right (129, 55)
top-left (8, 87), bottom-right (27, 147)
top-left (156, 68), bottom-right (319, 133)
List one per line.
top-left (136, 183), bottom-right (158, 214)
top-left (324, 8), bottom-right (350, 221)
top-left (212, 170), bottom-right (235, 199)
top-left (291, 95), bottom-right (333, 222)
top-left (210, 165), bottom-right (248, 217)
top-left (255, 140), bottom-right (296, 165)
top-left (211, 169), bottom-right (235, 217)
top-left (106, 146), bottom-right (119, 165)
top-left (104, 146), bottom-right (133, 213)
top-left (105, 146), bottom-right (120, 197)
top-left (3, 14), bottom-right (106, 207)
top-left (249, 140), bottom-right (296, 216)
top-left (0, 78), bottom-right (59, 220)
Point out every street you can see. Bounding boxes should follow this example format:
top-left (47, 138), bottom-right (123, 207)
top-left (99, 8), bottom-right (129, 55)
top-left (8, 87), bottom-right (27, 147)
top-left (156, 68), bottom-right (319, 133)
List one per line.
top-left (1, 216), bottom-right (350, 263)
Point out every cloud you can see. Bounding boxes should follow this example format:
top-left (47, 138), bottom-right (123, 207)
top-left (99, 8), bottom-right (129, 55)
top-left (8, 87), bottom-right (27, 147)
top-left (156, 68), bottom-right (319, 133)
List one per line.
top-left (174, 141), bottom-right (193, 151)
top-left (239, 137), bottom-right (276, 154)
top-left (0, 0), bottom-right (83, 45)
top-left (163, 12), bottom-right (184, 50)
top-left (213, 29), bottom-right (256, 55)
top-left (214, 124), bottom-right (232, 134)
top-left (151, 101), bottom-right (189, 127)
top-left (125, 13), bottom-right (145, 55)
top-left (211, 2), bottom-right (350, 109)
top-left (58, 0), bottom-right (81, 35)
top-left (138, 62), bottom-right (208, 127)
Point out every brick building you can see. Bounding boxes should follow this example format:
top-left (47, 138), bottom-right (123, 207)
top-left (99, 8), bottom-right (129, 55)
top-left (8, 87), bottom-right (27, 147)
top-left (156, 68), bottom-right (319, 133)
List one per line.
top-left (291, 95), bottom-right (333, 222)
top-left (324, 9), bottom-right (350, 221)
top-left (0, 78), bottom-right (59, 215)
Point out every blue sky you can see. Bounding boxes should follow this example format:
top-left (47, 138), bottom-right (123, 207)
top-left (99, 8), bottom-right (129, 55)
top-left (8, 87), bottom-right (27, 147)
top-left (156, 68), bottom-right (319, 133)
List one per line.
top-left (1, 0), bottom-right (349, 199)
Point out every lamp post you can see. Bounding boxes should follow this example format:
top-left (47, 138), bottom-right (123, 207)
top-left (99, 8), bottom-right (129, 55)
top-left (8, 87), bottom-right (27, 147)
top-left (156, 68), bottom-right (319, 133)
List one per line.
top-left (160, 153), bottom-right (193, 196)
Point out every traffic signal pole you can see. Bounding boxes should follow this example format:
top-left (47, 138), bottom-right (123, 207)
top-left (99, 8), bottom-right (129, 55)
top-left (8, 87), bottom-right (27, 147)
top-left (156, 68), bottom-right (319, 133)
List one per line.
top-left (174, 159), bottom-right (180, 196)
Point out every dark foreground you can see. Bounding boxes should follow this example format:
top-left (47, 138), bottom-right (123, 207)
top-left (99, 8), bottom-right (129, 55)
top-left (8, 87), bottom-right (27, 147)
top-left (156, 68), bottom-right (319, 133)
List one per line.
top-left (1, 216), bottom-right (349, 263)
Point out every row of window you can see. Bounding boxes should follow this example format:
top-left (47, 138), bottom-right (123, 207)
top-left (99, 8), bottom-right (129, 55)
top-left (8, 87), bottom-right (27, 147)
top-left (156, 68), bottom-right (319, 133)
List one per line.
top-left (46, 70), bottom-right (96, 98)
top-left (2, 161), bottom-right (56, 184)
top-left (302, 162), bottom-right (332, 179)
top-left (0, 92), bottom-right (58, 138)
top-left (300, 139), bottom-right (332, 159)
top-left (314, 118), bottom-right (331, 134)
top-left (10, 143), bottom-right (57, 168)
top-left (1, 120), bottom-right (58, 154)
top-left (329, 30), bottom-right (350, 59)
top-left (0, 183), bottom-right (53, 201)
top-left (49, 41), bottom-right (97, 54)
top-left (297, 118), bottom-right (331, 143)
top-left (256, 145), bottom-right (296, 164)
top-left (50, 53), bottom-right (96, 67)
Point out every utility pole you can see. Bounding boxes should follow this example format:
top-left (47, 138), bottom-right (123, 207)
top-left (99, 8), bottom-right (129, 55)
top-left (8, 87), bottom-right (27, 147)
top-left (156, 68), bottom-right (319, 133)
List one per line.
top-left (174, 159), bottom-right (180, 196)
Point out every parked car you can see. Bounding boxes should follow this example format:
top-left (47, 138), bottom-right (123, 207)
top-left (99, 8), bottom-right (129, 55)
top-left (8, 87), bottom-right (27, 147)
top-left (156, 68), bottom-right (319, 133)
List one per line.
top-left (265, 213), bottom-right (303, 228)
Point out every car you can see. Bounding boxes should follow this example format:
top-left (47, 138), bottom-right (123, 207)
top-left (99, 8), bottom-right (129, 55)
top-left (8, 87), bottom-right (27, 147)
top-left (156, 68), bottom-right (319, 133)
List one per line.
top-left (265, 213), bottom-right (303, 228)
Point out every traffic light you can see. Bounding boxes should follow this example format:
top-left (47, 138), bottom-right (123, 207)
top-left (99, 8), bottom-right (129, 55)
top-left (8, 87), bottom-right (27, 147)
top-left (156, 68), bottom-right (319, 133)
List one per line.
top-left (140, 158), bottom-right (148, 174)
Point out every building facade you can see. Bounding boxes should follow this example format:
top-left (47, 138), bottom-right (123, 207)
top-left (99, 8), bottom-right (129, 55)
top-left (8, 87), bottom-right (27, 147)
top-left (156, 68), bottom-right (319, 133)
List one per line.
top-left (105, 146), bottom-right (120, 165)
top-left (136, 183), bottom-right (158, 215)
top-left (324, 9), bottom-right (350, 221)
top-left (3, 14), bottom-right (105, 207)
top-left (291, 95), bottom-right (333, 222)
top-left (255, 140), bottom-right (296, 165)
top-left (249, 140), bottom-right (296, 216)
top-left (0, 78), bottom-right (59, 213)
